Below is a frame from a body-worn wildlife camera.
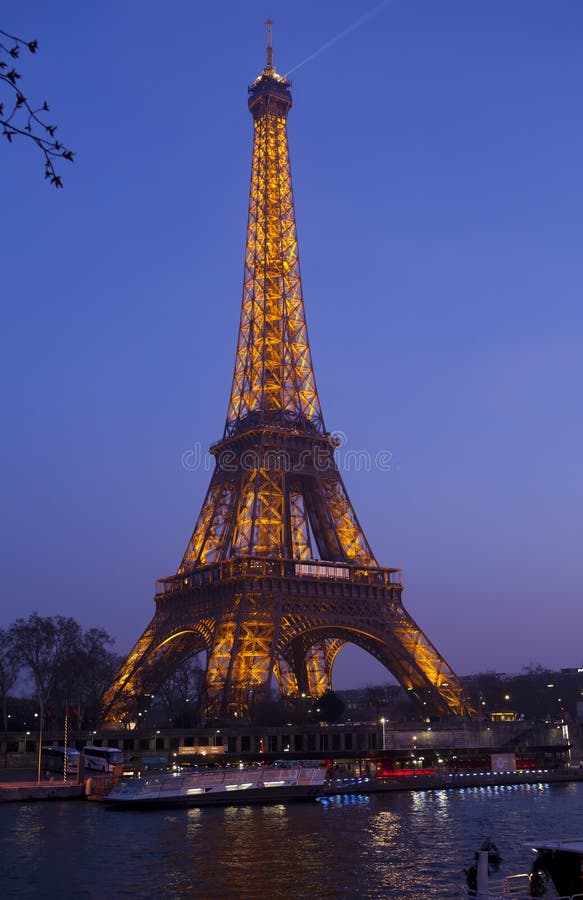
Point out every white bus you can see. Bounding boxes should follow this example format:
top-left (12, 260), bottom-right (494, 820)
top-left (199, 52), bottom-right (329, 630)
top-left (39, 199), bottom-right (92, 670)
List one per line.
top-left (42, 746), bottom-right (81, 776)
top-left (82, 745), bottom-right (124, 773)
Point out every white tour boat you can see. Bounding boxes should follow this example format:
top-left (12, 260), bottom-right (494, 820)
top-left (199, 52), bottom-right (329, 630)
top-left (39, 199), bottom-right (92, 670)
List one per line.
top-left (105, 760), bottom-right (327, 809)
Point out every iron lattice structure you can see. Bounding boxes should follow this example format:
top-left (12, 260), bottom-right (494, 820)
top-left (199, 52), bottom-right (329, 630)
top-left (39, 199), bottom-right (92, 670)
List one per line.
top-left (102, 37), bottom-right (474, 723)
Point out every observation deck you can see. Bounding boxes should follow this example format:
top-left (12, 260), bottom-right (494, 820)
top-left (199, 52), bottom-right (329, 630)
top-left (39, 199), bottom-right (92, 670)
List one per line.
top-left (155, 556), bottom-right (403, 602)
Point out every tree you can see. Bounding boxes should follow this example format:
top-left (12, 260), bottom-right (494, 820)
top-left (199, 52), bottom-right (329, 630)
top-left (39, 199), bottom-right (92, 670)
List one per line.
top-left (0, 627), bottom-right (20, 731)
top-left (10, 613), bottom-right (81, 726)
top-left (248, 687), bottom-right (288, 726)
top-left (53, 627), bottom-right (122, 727)
top-left (313, 690), bottom-right (346, 724)
top-left (154, 657), bottom-right (205, 728)
top-left (0, 28), bottom-right (73, 185)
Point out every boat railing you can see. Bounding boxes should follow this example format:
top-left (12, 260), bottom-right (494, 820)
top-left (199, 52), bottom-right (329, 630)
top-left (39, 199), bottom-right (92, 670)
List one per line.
top-left (480, 873), bottom-right (583, 899)
top-left (296, 767), bottom-right (326, 785)
top-left (484, 873), bottom-right (531, 896)
top-left (138, 764), bottom-right (325, 793)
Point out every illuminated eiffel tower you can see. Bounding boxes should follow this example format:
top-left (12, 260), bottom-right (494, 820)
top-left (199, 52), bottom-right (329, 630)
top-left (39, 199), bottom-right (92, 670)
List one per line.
top-left (102, 25), bottom-right (473, 723)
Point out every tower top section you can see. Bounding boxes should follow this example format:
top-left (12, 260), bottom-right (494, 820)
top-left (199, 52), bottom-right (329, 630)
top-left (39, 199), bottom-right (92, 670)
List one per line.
top-left (224, 20), bottom-right (323, 439)
top-left (248, 19), bottom-right (292, 119)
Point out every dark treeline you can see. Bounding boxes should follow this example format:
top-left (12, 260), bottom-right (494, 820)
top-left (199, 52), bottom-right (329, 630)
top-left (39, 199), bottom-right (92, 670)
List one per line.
top-left (0, 613), bottom-right (122, 730)
top-left (340, 666), bottom-right (583, 724)
top-left (0, 614), bottom-right (208, 732)
top-left (464, 666), bottom-right (580, 722)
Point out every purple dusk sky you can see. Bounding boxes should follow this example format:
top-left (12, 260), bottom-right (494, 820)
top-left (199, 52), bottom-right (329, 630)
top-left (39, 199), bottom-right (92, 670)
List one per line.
top-left (1, 1), bottom-right (582, 689)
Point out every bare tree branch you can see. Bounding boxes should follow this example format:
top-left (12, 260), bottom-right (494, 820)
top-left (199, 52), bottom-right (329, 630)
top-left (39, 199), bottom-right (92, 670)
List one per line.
top-left (0, 28), bottom-right (73, 186)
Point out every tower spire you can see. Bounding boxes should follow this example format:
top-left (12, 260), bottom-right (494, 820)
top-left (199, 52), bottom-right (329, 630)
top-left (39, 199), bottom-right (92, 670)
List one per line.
top-left (265, 18), bottom-right (274, 72)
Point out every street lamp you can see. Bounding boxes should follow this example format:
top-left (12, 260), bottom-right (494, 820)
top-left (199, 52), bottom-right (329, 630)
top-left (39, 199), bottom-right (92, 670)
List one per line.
top-left (380, 717), bottom-right (386, 751)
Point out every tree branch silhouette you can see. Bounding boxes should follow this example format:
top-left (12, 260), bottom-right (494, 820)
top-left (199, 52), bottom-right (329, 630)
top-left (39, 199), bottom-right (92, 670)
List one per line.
top-left (0, 28), bottom-right (73, 186)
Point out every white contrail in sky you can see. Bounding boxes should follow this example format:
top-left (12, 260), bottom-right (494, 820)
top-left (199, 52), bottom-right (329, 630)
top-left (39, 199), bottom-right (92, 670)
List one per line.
top-left (285, 0), bottom-right (393, 77)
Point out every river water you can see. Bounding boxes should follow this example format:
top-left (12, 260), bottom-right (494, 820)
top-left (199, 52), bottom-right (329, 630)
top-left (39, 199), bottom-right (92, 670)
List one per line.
top-left (2, 781), bottom-right (583, 898)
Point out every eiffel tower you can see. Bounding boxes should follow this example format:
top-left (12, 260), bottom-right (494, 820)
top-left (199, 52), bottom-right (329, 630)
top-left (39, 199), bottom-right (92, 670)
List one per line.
top-left (102, 25), bottom-right (473, 723)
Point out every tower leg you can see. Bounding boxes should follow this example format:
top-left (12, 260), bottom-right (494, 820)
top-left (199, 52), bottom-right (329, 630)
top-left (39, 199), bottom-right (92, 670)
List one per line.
top-left (204, 593), bottom-right (281, 720)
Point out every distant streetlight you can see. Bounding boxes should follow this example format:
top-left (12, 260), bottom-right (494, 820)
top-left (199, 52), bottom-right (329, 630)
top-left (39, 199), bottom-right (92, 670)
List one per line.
top-left (380, 717), bottom-right (386, 751)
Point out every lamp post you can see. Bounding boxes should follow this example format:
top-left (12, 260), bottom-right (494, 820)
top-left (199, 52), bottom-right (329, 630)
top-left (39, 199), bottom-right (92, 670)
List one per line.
top-left (380, 717), bottom-right (386, 751)
top-left (36, 701), bottom-right (44, 785)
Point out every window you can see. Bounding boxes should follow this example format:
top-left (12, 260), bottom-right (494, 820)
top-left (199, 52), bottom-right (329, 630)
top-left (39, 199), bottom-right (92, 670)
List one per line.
top-left (241, 736), bottom-right (250, 753)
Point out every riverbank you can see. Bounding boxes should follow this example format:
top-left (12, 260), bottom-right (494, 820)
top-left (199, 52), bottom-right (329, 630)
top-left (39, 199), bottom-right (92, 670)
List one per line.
top-left (0, 780), bottom-right (84, 802)
top-left (2, 765), bottom-right (583, 803)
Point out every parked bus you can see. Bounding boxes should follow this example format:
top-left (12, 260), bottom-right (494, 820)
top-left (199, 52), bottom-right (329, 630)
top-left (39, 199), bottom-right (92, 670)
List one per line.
top-left (41, 746), bottom-right (81, 776)
top-left (82, 745), bottom-right (124, 773)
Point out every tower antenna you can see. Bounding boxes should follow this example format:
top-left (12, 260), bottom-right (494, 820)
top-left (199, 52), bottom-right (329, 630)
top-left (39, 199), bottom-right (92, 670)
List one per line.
top-left (265, 18), bottom-right (274, 71)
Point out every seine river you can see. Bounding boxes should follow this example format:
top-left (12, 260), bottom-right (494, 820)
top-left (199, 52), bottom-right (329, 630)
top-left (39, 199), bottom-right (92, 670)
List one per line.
top-left (2, 781), bottom-right (583, 898)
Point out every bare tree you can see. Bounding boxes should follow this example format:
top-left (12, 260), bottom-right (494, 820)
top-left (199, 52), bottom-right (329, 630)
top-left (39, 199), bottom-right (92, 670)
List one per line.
top-left (0, 28), bottom-right (73, 185)
top-left (54, 627), bottom-right (122, 727)
top-left (156, 657), bottom-right (205, 727)
top-left (10, 613), bottom-right (81, 727)
top-left (0, 628), bottom-right (20, 731)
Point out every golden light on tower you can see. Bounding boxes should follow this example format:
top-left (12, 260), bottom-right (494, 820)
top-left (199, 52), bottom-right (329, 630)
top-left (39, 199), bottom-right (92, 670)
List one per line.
top-left (101, 25), bottom-right (474, 724)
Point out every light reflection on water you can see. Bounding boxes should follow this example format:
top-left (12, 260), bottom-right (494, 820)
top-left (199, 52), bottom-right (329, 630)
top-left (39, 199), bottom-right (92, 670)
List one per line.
top-left (2, 782), bottom-right (583, 898)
